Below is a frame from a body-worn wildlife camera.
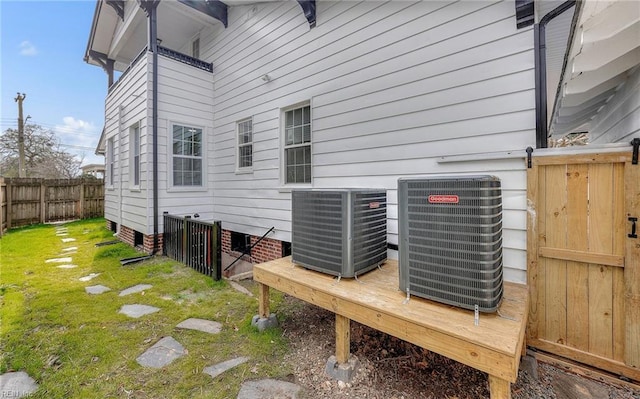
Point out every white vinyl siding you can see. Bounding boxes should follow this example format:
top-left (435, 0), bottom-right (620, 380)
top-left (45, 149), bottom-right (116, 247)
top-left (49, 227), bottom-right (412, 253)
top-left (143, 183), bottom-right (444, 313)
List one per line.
top-left (104, 50), bottom-right (150, 234)
top-left (155, 54), bottom-right (214, 221)
top-left (237, 118), bottom-right (253, 171)
top-left (283, 104), bottom-right (311, 184)
top-left (202, 1), bottom-right (535, 283)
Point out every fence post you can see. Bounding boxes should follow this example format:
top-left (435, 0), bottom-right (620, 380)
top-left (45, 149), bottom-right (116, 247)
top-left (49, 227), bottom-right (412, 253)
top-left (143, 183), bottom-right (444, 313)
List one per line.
top-left (0, 177), bottom-right (4, 237)
top-left (40, 179), bottom-right (47, 223)
top-left (183, 216), bottom-right (191, 264)
top-left (79, 178), bottom-right (85, 219)
top-left (6, 179), bottom-right (12, 230)
top-left (162, 211), bottom-right (168, 256)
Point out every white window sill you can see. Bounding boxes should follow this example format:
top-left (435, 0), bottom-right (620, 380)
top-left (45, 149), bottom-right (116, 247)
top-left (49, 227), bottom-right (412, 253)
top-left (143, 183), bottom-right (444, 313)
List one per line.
top-left (167, 186), bottom-right (209, 193)
top-left (129, 186), bottom-right (141, 193)
top-left (278, 183), bottom-right (311, 193)
top-left (235, 168), bottom-right (253, 175)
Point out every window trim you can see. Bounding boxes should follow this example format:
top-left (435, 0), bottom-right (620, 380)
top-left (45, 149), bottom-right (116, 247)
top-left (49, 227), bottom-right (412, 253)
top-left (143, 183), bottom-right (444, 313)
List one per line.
top-left (168, 121), bottom-right (207, 191)
top-left (129, 123), bottom-right (141, 189)
top-left (236, 117), bottom-right (253, 174)
top-left (107, 136), bottom-right (115, 189)
top-left (280, 101), bottom-right (312, 186)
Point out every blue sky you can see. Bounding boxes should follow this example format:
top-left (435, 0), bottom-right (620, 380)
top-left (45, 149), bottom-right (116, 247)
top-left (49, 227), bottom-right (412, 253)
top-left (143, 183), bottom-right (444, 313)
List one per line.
top-left (1, 0), bottom-right (107, 167)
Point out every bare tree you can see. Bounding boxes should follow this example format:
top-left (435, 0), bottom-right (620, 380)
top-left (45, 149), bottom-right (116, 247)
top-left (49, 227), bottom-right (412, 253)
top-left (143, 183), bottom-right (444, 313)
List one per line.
top-left (0, 124), bottom-right (82, 178)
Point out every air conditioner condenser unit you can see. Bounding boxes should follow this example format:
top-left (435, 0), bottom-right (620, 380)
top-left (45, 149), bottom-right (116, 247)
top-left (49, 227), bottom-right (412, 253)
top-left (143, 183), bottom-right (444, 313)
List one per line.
top-left (398, 175), bottom-right (503, 312)
top-left (292, 189), bottom-right (387, 278)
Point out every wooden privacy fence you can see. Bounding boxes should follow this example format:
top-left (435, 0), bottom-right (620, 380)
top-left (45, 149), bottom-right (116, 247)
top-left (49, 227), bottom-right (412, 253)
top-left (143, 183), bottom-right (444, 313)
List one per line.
top-left (0, 177), bottom-right (104, 234)
top-left (163, 212), bottom-right (222, 280)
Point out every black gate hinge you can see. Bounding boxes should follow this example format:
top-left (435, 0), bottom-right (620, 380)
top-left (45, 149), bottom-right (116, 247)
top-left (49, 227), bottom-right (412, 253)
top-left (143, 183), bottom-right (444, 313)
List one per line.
top-left (526, 146), bottom-right (534, 168)
top-left (632, 138), bottom-right (640, 165)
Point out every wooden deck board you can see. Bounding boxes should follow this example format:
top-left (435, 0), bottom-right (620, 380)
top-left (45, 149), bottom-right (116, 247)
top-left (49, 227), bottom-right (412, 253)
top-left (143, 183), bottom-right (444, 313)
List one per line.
top-left (254, 257), bottom-right (528, 384)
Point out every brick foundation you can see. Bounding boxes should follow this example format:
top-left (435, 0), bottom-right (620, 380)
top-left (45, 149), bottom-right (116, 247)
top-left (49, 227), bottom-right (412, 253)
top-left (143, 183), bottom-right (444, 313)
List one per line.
top-left (222, 229), bottom-right (231, 254)
top-left (222, 229), bottom-right (284, 264)
top-left (113, 223), bottom-right (162, 254)
top-left (250, 236), bottom-right (282, 264)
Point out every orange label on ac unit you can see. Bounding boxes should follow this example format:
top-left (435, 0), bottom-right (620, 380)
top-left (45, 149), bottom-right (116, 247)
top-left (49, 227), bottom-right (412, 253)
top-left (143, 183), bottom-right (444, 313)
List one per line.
top-left (428, 195), bottom-right (459, 204)
top-left (369, 202), bottom-right (381, 209)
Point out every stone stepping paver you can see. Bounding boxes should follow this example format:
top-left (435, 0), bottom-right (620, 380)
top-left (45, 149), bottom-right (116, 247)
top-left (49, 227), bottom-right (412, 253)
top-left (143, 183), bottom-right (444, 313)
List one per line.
top-left (86, 285), bottom-right (111, 294)
top-left (57, 264), bottom-right (78, 269)
top-left (62, 247), bottom-right (78, 252)
top-left (136, 336), bottom-right (186, 368)
top-left (552, 371), bottom-right (609, 399)
top-left (61, 238), bottom-right (76, 243)
top-left (176, 318), bottom-right (222, 334)
top-left (203, 357), bottom-right (249, 378)
top-left (45, 257), bottom-right (73, 264)
top-left (79, 273), bottom-right (100, 282)
top-left (237, 379), bottom-right (302, 399)
top-left (228, 281), bottom-right (254, 297)
top-left (55, 233), bottom-right (69, 237)
top-left (119, 284), bottom-right (152, 297)
top-left (119, 304), bottom-right (160, 318)
top-left (0, 371), bottom-right (39, 398)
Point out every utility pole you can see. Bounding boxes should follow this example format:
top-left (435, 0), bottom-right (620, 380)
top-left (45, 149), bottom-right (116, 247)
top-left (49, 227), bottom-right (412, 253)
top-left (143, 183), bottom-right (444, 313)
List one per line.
top-left (14, 93), bottom-right (26, 178)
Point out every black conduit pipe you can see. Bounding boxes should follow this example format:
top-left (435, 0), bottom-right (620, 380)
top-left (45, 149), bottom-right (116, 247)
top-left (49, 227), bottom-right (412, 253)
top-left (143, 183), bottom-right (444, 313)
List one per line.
top-left (534, 0), bottom-right (576, 149)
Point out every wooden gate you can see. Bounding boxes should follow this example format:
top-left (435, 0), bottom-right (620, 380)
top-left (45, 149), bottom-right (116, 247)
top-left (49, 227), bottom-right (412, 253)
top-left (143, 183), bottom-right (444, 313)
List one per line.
top-left (526, 148), bottom-right (640, 381)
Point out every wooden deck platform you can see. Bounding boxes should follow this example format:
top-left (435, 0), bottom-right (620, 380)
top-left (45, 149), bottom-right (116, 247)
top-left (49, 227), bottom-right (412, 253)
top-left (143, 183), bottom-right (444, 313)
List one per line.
top-left (254, 257), bottom-right (529, 399)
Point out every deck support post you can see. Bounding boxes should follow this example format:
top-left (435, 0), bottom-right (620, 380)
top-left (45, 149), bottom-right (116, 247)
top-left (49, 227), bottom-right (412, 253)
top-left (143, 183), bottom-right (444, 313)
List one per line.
top-left (335, 314), bottom-right (350, 364)
top-left (325, 314), bottom-right (358, 382)
top-left (252, 282), bottom-right (278, 331)
top-left (488, 375), bottom-right (511, 399)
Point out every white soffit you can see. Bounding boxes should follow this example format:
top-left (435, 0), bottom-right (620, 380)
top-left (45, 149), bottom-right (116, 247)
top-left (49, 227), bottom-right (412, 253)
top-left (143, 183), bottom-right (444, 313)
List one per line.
top-left (550, 0), bottom-right (640, 136)
top-left (87, 2), bottom-right (119, 68)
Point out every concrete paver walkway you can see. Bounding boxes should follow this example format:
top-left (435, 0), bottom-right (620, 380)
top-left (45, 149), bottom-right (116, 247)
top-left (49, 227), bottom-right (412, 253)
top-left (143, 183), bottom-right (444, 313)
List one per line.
top-left (45, 257), bottom-right (72, 264)
top-left (79, 273), bottom-right (100, 282)
top-left (57, 264), bottom-right (78, 269)
top-left (86, 285), bottom-right (111, 295)
top-left (136, 337), bottom-right (186, 368)
top-left (0, 371), bottom-right (39, 398)
top-left (119, 304), bottom-right (160, 318)
top-left (176, 318), bottom-right (222, 334)
top-left (119, 284), bottom-right (152, 297)
top-left (203, 357), bottom-right (249, 378)
top-left (237, 379), bottom-right (302, 399)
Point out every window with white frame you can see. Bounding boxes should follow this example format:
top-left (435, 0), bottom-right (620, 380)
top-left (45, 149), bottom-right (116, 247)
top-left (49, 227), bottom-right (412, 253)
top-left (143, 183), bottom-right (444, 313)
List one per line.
top-left (283, 104), bottom-right (311, 184)
top-left (237, 118), bottom-right (253, 170)
top-left (130, 124), bottom-right (140, 187)
top-left (107, 137), bottom-right (115, 186)
top-left (172, 124), bottom-right (202, 186)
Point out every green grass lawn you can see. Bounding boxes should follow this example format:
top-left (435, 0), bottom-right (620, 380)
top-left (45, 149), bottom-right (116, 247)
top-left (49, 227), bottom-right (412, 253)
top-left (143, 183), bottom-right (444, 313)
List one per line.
top-left (0, 218), bottom-right (290, 398)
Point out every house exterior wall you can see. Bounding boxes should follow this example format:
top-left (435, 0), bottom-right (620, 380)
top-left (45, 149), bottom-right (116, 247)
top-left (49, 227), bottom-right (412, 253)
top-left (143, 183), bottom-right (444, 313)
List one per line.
top-left (104, 51), bottom-right (151, 235)
top-left (589, 66), bottom-right (640, 144)
top-left (104, 52), bottom-right (215, 237)
top-left (197, 0), bottom-right (535, 283)
top-left (155, 55), bottom-right (215, 223)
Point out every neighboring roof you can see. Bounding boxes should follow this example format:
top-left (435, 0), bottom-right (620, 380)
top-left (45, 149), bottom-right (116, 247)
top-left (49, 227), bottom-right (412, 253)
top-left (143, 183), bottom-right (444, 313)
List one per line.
top-left (81, 163), bottom-right (106, 172)
top-left (550, 1), bottom-right (640, 136)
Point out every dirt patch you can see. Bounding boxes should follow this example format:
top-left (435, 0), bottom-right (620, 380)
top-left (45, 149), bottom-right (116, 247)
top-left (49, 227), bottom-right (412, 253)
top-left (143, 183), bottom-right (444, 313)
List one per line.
top-left (279, 296), bottom-right (640, 399)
